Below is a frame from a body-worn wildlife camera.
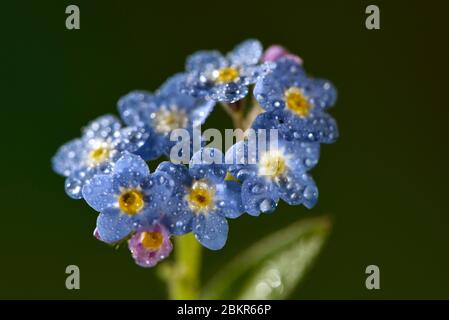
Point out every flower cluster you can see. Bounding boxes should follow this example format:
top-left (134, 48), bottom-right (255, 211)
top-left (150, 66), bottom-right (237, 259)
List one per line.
top-left (52, 40), bottom-right (338, 267)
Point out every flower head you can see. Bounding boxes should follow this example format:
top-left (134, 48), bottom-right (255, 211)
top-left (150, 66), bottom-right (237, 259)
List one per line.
top-left (253, 58), bottom-right (338, 143)
top-left (182, 39), bottom-right (272, 103)
top-left (225, 137), bottom-right (320, 216)
top-left (156, 148), bottom-right (244, 250)
top-left (118, 74), bottom-right (214, 161)
top-left (128, 223), bottom-right (173, 268)
top-left (82, 152), bottom-right (176, 244)
top-left (51, 115), bottom-right (148, 199)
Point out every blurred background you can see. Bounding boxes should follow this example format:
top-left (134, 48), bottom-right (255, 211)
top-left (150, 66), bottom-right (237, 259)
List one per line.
top-left (2, 0), bottom-right (449, 299)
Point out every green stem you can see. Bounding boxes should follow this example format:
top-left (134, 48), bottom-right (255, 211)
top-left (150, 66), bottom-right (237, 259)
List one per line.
top-left (163, 233), bottom-right (202, 299)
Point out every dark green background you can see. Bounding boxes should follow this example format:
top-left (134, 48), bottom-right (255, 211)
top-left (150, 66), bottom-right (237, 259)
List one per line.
top-left (2, 0), bottom-right (448, 299)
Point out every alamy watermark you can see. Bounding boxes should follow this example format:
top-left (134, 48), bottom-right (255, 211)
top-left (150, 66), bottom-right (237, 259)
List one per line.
top-left (168, 126), bottom-right (279, 167)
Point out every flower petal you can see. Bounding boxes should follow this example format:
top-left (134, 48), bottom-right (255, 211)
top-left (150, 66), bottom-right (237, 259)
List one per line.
top-left (156, 161), bottom-right (192, 187)
top-left (277, 172), bottom-right (318, 208)
top-left (114, 126), bottom-right (149, 153)
top-left (96, 207), bottom-right (135, 244)
top-left (113, 152), bottom-right (150, 187)
top-left (189, 148), bottom-right (226, 183)
top-left (52, 138), bottom-right (86, 177)
top-left (186, 51), bottom-right (227, 73)
top-left (82, 174), bottom-right (117, 212)
top-left (82, 114), bottom-right (122, 140)
top-left (283, 140), bottom-right (320, 172)
top-left (241, 176), bottom-right (279, 216)
top-left (193, 213), bottom-right (228, 250)
top-left (303, 78), bottom-right (337, 109)
top-left (228, 39), bottom-right (263, 66)
top-left (117, 91), bottom-right (153, 127)
top-left (162, 207), bottom-right (194, 236)
top-left (210, 82), bottom-right (248, 103)
top-left (215, 181), bottom-right (244, 219)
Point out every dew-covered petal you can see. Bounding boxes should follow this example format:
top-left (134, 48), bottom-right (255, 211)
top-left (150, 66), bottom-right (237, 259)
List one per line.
top-left (215, 181), bottom-right (244, 219)
top-left (189, 148), bottom-right (226, 183)
top-left (210, 82), bottom-right (248, 103)
top-left (82, 114), bottom-right (122, 141)
top-left (142, 171), bottom-right (176, 203)
top-left (117, 91), bottom-right (153, 127)
top-left (82, 174), bottom-right (117, 212)
top-left (241, 176), bottom-right (279, 216)
top-left (154, 74), bottom-right (216, 127)
top-left (96, 208), bottom-right (135, 244)
top-left (163, 206), bottom-right (194, 236)
top-left (254, 59), bottom-right (308, 112)
top-left (254, 109), bottom-right (338, 144)
top-left (228, 39), bottom-right (263, 66)
top-left (303, 78), bottom-right (337, 109)
top-left (282, 140), bottom-right (320, 172)
top-left (239, 63), bottom-right (274, 85)
top-left (64, 173), bottom-right (85, 199)
top-left (188, 99), bottom-right (215, 127)
top-left (134, 131), bottom-right (170, 161)
top-left (113, 152), bottom-right (150, 186)
top-left (282, 109), bottom-right (339, 144)
top-left (52, 138), bottom-right (87, 177)
top-left (277, 172), bottom-right (318, 208)
top-left (156, 161), bottom-right (192, 187)
top-left (186, 50), bottom-right (227, 73)
top-left (225, 140), bottom-right (259, 180)
top-left (114, 126), bottom-right (149, 153)
top-left (193, 213), bottom-right (228, 250)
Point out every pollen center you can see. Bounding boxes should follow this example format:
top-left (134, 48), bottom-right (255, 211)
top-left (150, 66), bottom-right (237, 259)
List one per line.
top-left (259, 150), bottom-right (287, 179)
top-left (153, 108), bottom-right (187, 134)
top-left (88, 147), bottom-right (110, 165)
top-left (187, 180), bottom-right (215, 214)
top-left (140, 231), bottom-right (163, 250)
top-left (214, 67), bottom-right (240, 84)
top-left (284, 87), bottom-right (312, 118)
top-left (119, 190), bottom-right (144, 215)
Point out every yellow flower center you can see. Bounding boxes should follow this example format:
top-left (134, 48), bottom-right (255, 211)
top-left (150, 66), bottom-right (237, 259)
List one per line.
top-left (88, 147), bottom-right (110, 166)
top-left (214, 67), bottom-right (240, 84)
top-left (284, 87), bottom-right (312, 118)
top-left (118, 190), bottom-right (144, 215)
top-left (259, 150), bottom-right (287, 179)
top-left (187, 180), bottom-right (215, 214)
top-left (140, 231), bottom-right (163, 250)
top-left (153, 108), bottom-right (187, 134)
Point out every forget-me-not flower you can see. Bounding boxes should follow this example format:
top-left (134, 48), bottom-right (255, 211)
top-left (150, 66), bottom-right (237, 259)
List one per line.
top-left (118, 74), bottom-right (214, 161)
top-left (82, 152), bottom-right (176, 243)
top-left (182, 39), bottom-right (272, 103)
top-left (155, 148), bottom-right (244, 250)
top-left (253, 58), bottom-right (338, 143)
top-left (225, 136), bottom-right (320, 216)
top-left (52, 115), bottom-right (148, 199)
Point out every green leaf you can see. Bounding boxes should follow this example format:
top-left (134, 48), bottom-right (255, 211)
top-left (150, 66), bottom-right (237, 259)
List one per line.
top-left (201, 215), bottom-right (332, 299)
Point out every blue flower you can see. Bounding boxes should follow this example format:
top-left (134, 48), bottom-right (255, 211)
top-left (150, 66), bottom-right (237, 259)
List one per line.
top-left (52, 115), bottom-right (148, 199)
top-left (118, 73), bottom-right (214, 161)
top-left (225, 137), bottom-right (320, 216)
top-left (156, 148), bottom-right (244, 250)
top-left (253, 58), bottom-right (338, 144)
top-left (182, 39), bottom-right (272, 103)
top-left (82, 152), bottom-right (176, 244)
